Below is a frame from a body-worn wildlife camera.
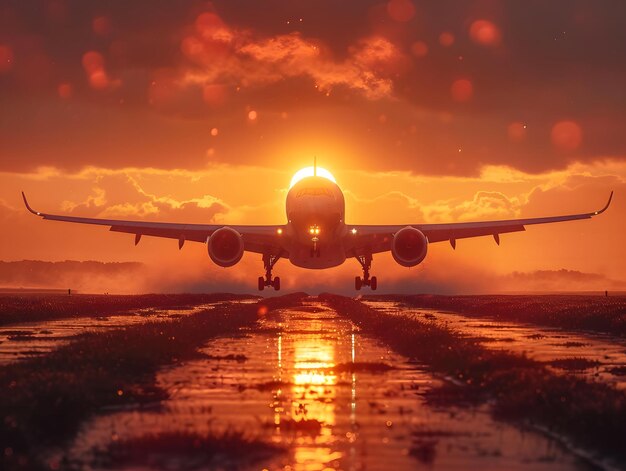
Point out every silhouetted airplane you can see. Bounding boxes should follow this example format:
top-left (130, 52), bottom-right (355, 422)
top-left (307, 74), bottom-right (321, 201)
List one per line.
top-left (22, 160), bottom-right (613, 291)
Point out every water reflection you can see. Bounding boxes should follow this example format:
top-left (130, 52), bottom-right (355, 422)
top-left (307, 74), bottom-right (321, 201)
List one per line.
top-left (66, 300), bottom-right (594, 471)
top-left (0, 303), bottom-right (223, 365)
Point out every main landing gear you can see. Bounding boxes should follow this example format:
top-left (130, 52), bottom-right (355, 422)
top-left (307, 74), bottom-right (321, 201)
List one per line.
top-left (258, 254), bottom-right (281, 291)
top-left (355, 254), bottom-right (377, 290)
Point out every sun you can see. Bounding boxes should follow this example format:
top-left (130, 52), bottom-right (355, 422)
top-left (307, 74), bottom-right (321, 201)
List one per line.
top-left (289, 166), bottom-right (337, 188)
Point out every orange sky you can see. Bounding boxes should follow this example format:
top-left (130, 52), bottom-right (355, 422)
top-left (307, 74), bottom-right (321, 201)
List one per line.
top-left (0, 1), bottom-right (624, 293)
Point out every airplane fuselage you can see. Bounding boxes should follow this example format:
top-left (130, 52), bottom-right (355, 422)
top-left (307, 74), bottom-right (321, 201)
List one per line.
top-left (285, 176), bottom-right (347, 269)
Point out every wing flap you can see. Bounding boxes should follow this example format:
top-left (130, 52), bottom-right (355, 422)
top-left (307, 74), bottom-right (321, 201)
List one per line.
top-left (22, 192), bottom-right (286, 256)
top-left (347, 191), bottom-right (613, 255)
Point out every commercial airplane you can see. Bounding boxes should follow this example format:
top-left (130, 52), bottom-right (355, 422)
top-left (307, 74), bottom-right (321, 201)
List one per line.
top-left (22, 160), bottom-right (613, 291)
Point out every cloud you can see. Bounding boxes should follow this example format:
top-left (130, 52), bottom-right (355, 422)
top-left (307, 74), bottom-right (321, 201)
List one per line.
top-left (181, 17), bottom-right (400, 100)
top-left (422, 191), bottom-right (523, 223)
top-left (2, 1), bottom-right (626, 175)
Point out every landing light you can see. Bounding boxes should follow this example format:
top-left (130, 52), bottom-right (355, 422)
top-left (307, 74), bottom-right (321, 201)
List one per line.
top-left (277, 228), bottom-right (283, 235)
top-left (351, 228), bottom-right (357, 235)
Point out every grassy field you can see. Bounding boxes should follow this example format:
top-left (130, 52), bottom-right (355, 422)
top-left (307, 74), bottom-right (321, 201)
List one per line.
top-left (0, 293), bottom-right (306, 471)
top-left (321, 294), bottom-right (626, 465)
top-left (0, 293), bottom-right (256, 326)
top-left (366, 294), bottom-right (626, 337)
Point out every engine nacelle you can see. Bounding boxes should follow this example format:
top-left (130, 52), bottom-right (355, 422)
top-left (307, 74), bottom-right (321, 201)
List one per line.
top-left (391, 226), bottom-right (428, 267)
top-left (207, 227), bottom-right (244, 267)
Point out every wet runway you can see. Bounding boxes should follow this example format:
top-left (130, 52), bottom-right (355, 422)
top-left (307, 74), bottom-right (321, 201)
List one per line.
top-left (364, 300), bottom-right (626, 390)
top-left (64, 300), bottom-right (594, 470)
top-left (0, 300), bottom-right (256, 365)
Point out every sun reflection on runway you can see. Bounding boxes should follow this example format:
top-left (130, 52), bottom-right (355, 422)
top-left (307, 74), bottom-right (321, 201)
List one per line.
top-left (271, 320), bottom-right (341, 469)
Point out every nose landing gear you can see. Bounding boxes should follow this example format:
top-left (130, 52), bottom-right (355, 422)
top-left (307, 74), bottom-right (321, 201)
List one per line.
top-left (355, 254), bottom-right (377, 290)
top-left (258, 254), bottom-right (281, 291)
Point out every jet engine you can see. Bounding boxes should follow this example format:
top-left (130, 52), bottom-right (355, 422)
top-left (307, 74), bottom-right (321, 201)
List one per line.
top-left (207, 227), bottom-right (244, 267)
top-left (391, 226), bottom-right (428, 267)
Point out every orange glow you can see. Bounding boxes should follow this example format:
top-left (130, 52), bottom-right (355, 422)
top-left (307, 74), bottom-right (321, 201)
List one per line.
top-left (0, 45), bottom-right (13, 73)
top-left (210, 127), bottom-right (219, 137)
top-left (92, 16), bottom-right (111, 36)
top-left (470, 20), bottom-right (501, 46)
top-left (247, 110), bottom-right (258, 121)
top-left (195, 12), bottom-right (232, 43)
top-left (202, 84), bottom-right (228, 107)
top-left (451, 78), bottom-right (473, 102)
top-left (57, 82), bottom-right (72, 99)
top-left (386, 0), bottom-right (416, 22)
top-left (81, 51), bottom-right (104, 75)
top-left (508, 122), bottom-right (527, 142)
top-left (82, 51), bottom-right (115, 90)
top-left (551, 120), bottom-right (582, 151)
top-left (411, 41), bottom-right (428, 57)
top-left (439, 32), bottom-right (455, 47)
top-left (181, 36), bottom-right (204, 58)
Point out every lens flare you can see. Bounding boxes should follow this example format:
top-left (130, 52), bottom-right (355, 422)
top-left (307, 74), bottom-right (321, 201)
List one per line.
top-left (451, 78), bottom-right (473, 102)
top-left (470, 20), bottom-right (501, 46)
top-left (290, 166), bottom-right (336, 188)
top-left (551, 120), bottom-right (582, 151)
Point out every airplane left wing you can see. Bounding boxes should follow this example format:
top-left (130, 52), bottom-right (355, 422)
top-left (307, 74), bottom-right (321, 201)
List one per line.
top-left (22, 192), bottom-right (286, 256)
top-left (345, 191), bottom-right (613, 255)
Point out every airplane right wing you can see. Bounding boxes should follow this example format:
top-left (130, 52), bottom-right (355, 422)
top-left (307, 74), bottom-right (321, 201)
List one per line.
top-left (345, 191), bottom-right (613, 256)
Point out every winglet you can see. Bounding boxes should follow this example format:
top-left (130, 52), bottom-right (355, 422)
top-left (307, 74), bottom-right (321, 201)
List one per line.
top-left (593, 191), bottom-right (613, 215)
top-left (21, 192), bottom-right (41, 216)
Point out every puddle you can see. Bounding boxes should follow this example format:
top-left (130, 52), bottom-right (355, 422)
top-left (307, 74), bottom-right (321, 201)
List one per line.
top-left (0, 300), bottom-right (255, 365)
top-left (65, 299), bottom-right (593, 470)
top-left (364, 300), bottom-right (626, 390)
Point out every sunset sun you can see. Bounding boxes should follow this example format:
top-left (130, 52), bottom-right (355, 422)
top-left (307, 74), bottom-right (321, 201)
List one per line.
top-left (289, 166), bottom-right (337, 188)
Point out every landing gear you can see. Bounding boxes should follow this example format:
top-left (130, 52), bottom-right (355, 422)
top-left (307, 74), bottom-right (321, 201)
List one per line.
top-left (259, 254), bottom-right (281, 291)
top-left (355, 254), bottom-right (377, 290)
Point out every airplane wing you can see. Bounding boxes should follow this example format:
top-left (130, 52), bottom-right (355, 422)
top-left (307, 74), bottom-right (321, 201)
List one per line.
top-left (346, 191), bottom-right (613, 255)
top-left (21, 192), bottom-right (286, 256)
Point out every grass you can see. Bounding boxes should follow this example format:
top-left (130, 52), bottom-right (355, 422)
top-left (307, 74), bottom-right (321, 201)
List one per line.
top-left (0, 293), bottom-right (307, 471)
top-left (321, 293), bottom-right (626, 464)
top-left (97, 430), bottom-right (282, 469)
top-left (0, 292), bottom-right (256, 326)
top-left (547, 358), bottom-right (601, 370)
top-left (366, 294), bottom-right (626, 337)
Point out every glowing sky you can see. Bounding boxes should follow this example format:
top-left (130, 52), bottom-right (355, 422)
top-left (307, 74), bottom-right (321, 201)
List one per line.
top-left (0, 0), bottom-right (624, 293)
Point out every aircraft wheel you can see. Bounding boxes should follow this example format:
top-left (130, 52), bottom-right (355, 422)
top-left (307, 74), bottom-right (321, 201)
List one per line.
top-left (355, 276), bottom-right (362, 290)
top-left (370, 276), bottom-right (378, 291)
top-left (273, 276), bottom-right (281, 291)
top-left (258, 276), bottom-right (265, 291)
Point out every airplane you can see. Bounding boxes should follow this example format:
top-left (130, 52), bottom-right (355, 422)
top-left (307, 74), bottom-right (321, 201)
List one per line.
top-left (22, 159), bottom-right (613, 291)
